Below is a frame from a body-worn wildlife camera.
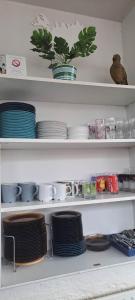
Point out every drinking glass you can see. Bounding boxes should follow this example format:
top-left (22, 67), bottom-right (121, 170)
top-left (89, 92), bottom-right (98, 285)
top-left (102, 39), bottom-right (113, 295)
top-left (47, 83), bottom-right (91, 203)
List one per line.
top-left (115, 120), bottom-right (124, 139)
top-left (123, 120), bottom-right (130, 139)
top-left (105, 117), bottom-right (116, 139)
top-left (82, 182), bottom-right (91, 199)
top-left (88, 124), bottom-right (96, 139)
top-left (90, 176), bottom-right (96, 199)
top-left (129, 118), bottom-right (135, 138)
top-left (95, 119), bottom-right (105, 139)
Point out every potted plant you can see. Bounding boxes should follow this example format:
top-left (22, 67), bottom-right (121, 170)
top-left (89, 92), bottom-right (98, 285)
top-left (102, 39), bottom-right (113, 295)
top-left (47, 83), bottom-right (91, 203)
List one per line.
top-left (30, 26), bottom-right (97, 80)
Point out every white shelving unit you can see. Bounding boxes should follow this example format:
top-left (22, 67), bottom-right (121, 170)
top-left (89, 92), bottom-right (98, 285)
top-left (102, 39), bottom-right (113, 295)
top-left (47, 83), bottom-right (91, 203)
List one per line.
top-left (1, 192), bottom-right (135, 213)
top-left (1, 0), bottom-right (135, 295)
top-left (1, 74), bottom-right (135, 289)
top-left (2, 247), bottom-right (135, 288)
top-left (1, 138), bottom-right (135, 150)
top-left (0, 74), bottom-right (135, 105)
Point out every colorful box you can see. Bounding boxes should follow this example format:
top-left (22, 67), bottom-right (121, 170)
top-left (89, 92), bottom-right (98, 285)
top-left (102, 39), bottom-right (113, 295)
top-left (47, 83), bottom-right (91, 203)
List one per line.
top-left (0, 55), bottom-right (27, 76)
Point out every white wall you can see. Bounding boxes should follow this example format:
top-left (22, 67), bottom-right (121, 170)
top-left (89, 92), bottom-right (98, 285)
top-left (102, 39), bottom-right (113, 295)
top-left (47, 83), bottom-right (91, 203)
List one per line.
top-left (123, 5), bottom-right (135, 226)
top-left (0, 0), bottom-right (123, 83)
top-left (122, 5), bottom-right (135, 85)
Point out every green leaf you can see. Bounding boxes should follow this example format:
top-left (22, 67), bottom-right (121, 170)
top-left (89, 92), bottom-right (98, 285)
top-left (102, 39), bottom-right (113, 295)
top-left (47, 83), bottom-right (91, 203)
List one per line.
top-left (39, 51), bottom-right (55, 60)
top-left (54, 36), bottom-right (69, 55)
top-left (69, 26), bottom-right (97, 59)
top-left (31, 28), bottom-right (52, 51)
top-left (30, 28), bottom-right (55, 63)
top-left (31, 48), bottom-right (41, 53)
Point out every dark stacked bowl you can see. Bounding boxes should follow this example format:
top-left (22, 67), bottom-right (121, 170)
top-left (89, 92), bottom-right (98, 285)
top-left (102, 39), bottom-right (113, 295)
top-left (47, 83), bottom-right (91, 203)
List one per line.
top-left (52, 211), bottom-right (86, 257)
top-left (3, 213), bottom-right (47, 264)
top-left (0, 102), bottom-right (36, 138)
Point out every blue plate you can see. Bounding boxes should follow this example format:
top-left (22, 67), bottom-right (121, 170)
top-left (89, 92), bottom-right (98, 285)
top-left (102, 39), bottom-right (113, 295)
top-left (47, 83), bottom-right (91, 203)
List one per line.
top-left (1, 130), bottom-right (35, 134)
top-left (0, 116), bottom-right (35, 121)
top-left (0, 121), bottom-right (35, 125)
top-left (0, 118), bottom-right (35, 122)
top-left (0, 121), bottom-right (35, 126)
top-left (1, 125), bottom-right (35, 130)
top-left (0, 111), bottom-right (35, 116)
top-left (0, 115), bottom-right (35, 120)
top-left (1, 134), bottom-right (36, 138)
top-left (53, 240), bottom-right (86, 256)
top-left (1, 113), bottom-right (35, 117)
top-left (0, 102), bottom-right (35, 113)
top-left (53, 248), bottom-right (86, 257)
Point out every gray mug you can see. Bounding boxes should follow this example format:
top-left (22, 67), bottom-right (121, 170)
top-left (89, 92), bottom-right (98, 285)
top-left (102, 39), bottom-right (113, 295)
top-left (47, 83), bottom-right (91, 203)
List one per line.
top-left (19, 182), bottom-right (38, 202)
top-left (1, 183), bottom-right (22, 203)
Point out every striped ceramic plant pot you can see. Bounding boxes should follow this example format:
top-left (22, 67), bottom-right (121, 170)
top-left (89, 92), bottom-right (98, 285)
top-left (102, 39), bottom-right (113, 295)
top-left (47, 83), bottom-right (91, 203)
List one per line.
top-left (52, 65), bottom-right (77, 80)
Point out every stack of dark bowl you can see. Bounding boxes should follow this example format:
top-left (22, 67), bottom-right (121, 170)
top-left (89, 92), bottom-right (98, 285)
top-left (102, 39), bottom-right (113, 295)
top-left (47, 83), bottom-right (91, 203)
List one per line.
top-left (52, 211), bottom-right (86, 257)
top-left (3, 213), bottom-right (47, 265)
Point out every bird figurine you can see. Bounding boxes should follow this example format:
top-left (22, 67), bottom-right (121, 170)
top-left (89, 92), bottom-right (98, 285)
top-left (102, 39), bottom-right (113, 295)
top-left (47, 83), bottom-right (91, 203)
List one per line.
top-left (110, 54), bottom-right (128, 85)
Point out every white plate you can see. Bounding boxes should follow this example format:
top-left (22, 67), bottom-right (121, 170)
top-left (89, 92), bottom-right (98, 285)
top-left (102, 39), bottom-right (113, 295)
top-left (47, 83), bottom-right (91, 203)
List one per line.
top-left (37, 127), bottom-right (67, 131)
top-left (68, 129), bottom-right (89, 133)
top-left (38, 133), bottom-right (67, 137)
top-left (68, 136), bottom-right (88, 140)
top-left (37, 121), bottom-right (66, 126)
top-left (38, 136), bottom-right (67, 139)
top-left (68, 126), bottom-right (88, 130)
top-left (68, 133), bottom-right (89, 136)
top-left (37, 127), bottom-right (66, 130)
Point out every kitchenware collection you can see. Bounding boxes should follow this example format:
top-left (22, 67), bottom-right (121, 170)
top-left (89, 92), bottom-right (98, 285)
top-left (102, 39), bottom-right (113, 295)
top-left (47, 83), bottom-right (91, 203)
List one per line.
top-left (1, 102), bottom-right (135, 271)
top-left (3, 209), bottom-right (135, 267)
top-left (1, 102), bottom-right (135, 140)
top-left (1, 174), bottom-right (120, 204)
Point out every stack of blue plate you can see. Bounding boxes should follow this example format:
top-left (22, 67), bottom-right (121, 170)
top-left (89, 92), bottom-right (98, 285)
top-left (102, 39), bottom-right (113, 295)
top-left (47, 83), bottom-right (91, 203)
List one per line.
top-left (52, 211), bottom-right (86, 257)
top-left (53, 240), bottom-right (86, 257)
top-left (0, 102), bottom-right (36, 138)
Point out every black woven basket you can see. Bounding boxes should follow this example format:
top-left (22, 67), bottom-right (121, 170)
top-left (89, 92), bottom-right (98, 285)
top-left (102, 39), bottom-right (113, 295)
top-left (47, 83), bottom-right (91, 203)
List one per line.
top-left (3, 213), bottom-right (47, 264)
top-left (52, 211), bottom-right (85, 256)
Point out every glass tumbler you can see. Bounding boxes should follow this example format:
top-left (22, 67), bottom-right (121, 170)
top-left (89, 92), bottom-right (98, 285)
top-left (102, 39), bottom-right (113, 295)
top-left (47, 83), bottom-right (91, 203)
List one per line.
top-left (128, 175), bottom-right (135, 192)
top-left (105, 117), bottom-right (116, 139)
top-left (82, 182), bottom-right (91, 199)
top-left (88, 124), bottom-right (96, 139)
top-left (123, 120), bottom-right (130, 139)
top-left (129, 118), bottom-right (135, 138)
top-left (115, 120), bottom-right (124, 139)
top-left (95, 119), bottom-right (105, 139)
top-left (90, 176), bottom-right (96, 199)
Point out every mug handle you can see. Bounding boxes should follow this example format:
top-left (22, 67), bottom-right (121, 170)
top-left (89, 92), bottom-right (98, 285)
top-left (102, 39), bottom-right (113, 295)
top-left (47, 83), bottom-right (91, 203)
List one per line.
top-left (52, 186), bottom-right (57, 198)
top-left (33, 185), bottom-right (39, 197)
top-left (16, 186), bottom-right (22, 197)
top-left (74, 184), bottom-right (79, 196)
top-left (66, 185), bottom-right (72, 196)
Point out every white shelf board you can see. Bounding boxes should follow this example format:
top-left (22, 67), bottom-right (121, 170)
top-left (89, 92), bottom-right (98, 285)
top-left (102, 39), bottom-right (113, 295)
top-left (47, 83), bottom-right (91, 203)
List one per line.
top-left (2, 247), bottom-right (135, 288)
top-left (0, 74), bottom-right (135, 106)
top-left (1, 192), bottom-right (135, 213)
top-left (1, 138), bottom-right (135, 150)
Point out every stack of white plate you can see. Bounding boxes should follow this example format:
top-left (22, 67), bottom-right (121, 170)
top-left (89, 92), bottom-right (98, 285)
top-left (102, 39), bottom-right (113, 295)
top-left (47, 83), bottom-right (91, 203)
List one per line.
top-left (36, 121), bottom-right (67, 139)
top-left (68, 126), bottom-right (89, 140)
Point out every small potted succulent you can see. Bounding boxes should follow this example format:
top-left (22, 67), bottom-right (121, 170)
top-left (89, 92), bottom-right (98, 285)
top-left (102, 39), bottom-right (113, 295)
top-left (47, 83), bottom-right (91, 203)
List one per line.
top-left (30, 26), bottom-right (97, 80)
